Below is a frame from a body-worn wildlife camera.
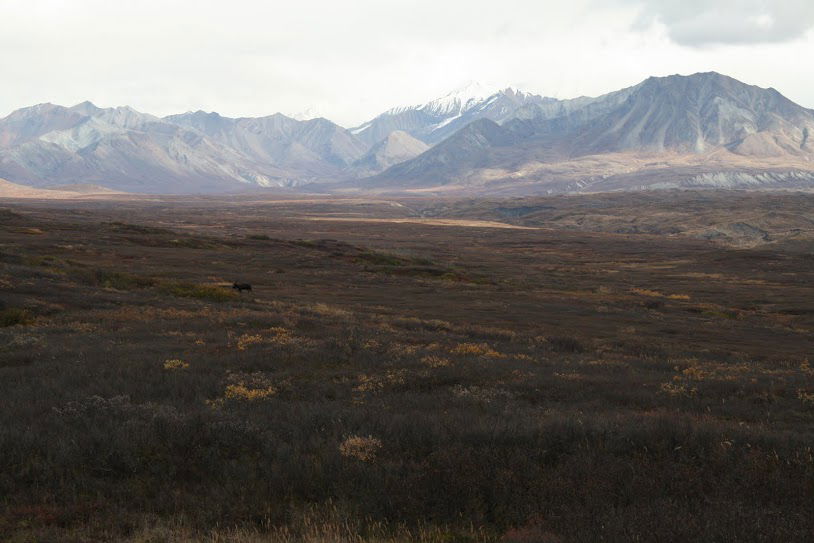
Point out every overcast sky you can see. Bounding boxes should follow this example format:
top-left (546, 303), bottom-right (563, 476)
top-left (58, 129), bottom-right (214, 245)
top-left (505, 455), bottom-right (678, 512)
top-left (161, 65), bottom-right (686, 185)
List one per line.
top-left (1, 0), bottom-right (813, 127)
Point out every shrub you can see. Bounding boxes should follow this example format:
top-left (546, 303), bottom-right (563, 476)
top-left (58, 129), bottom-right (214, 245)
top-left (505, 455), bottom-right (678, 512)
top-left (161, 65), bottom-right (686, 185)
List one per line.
top-left (450, 342), bottom-right (505, 358)
top-left (211, 372), bottom-right (278, 403)
top-left (643, 299), bottom-right (665, 310)
top-left (339, 435), bottom-right (383, 462)
top-left (163, 359), bottom-right (190, 370)
top-left (74, 268), bottom-right (155, 290)
top-left (422, 355), bottom-right (452, 368)
top-left (236, 333), bottom-right (264, 351)
top-left (0, 307), bottom-right (33, 327)
top-left (223, 382), bottom-right (277, 401)
top-left (357, 251), bottom-right (405, 266)
top-left (545, 336), bottom-right (585, 353)
top-left (157, 281), bottom-right (238, 302)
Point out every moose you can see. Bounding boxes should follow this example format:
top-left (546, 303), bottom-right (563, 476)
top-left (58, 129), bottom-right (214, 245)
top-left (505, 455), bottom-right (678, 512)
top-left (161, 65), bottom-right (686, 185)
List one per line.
top-left (232, 281), bottom-right (252, 293)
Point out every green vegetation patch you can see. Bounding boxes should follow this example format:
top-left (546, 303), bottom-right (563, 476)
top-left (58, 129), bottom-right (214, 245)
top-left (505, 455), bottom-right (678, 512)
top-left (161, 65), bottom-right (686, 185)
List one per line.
top-left (157, 281), bottom-right (238, 302)
top-left (353, 249), bottom-right (492, 283)
top-left (0, 307), bottom-right (34, 327)
top-left (104, 221), bottom-right (222, 249)
top-left (73, 268), bottom-right (156, 290)
top-left (0, 208), bottom-right (23, 223)
top-left (22, 254), bottom-right (65, 268)
top-left (103, 221), bottom-right (175, 235)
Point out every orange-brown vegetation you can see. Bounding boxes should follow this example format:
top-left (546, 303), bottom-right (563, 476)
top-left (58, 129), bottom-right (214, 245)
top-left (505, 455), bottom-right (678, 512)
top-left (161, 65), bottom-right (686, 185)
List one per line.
top-left (0, 192), bottom-right (812, 541)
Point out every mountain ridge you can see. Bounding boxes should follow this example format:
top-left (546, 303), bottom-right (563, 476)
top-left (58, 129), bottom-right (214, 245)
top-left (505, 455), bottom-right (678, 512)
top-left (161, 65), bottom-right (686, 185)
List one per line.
top-left (1, 72), bottom-right (813, 195)
top-left (350, 84), bottom-right (553, 146)
top-left (364, 72), bottom-right (814, 194)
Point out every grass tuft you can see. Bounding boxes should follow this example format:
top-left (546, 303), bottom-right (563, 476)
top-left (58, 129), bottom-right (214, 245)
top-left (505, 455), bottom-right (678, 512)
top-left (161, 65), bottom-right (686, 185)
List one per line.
top-left (157, 281), bottom-right (238, 302)
top-left (0, 307), bottom-right (33, 327)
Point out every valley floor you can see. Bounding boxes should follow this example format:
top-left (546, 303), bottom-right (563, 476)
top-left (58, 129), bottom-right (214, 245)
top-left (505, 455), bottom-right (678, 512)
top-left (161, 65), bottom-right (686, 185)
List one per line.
top-left (1, 191), bottom-right (813, 541)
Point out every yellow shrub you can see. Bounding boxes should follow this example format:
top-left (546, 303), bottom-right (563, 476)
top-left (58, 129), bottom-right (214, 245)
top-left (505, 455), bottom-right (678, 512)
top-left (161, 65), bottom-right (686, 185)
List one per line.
top-left (660, 382), bottom-right (696, 397)
top-left (387, 343), bottom-right (420, 357)
top-left (339, 435), bottom-right (382, 462)
top-left (224, 383), bottom-right (277, 401)
top-left (450, 342), bottom-right (505, 358)
top-left (631, 288), bottom-right (663, 297)
top-left (236, 334), bottom-right (264, 351)
top-left (421, 355), bottom-right (451, 368)
top-left (265, 327), bottom-right (293, 345)
top-left (632, 288), bottom-right (690, 300)
top-left (163, 359), bottom-right (189, 370)
top-left (210, 372), bottom-right (279, 404)
top-left (353, 370), bottom-right (407, 393)
top-left (235, 328), bottom-right (295, 350)
top-left (682, 365), bottom-right (710, 381)
top-left (668, 294), bottom-right (691, 301)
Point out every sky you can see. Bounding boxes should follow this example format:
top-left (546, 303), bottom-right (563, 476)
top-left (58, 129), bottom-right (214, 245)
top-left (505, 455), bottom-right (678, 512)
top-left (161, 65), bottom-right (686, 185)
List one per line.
top-left (1, 0), bottom-right (813, 127)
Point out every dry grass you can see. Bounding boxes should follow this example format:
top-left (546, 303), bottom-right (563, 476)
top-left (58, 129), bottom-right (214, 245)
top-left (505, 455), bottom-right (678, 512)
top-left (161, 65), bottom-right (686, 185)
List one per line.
top-left (163, 359), bottom-right (190, 370)
top-left (339, 435), bottom-right (383, 463)
top-left (1, 194), bottom-right (813, 541)
top-left (0, 307), bottom-right (33, 327)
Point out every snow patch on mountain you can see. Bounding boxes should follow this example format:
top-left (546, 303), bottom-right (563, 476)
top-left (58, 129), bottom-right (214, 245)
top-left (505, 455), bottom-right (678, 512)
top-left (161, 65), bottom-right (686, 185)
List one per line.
top-left (386, 81), bottom-right (499, 117)
top-left (291, 107), bottom-right (326, 121)
top-left (351, 83), bottom-right (547, 146)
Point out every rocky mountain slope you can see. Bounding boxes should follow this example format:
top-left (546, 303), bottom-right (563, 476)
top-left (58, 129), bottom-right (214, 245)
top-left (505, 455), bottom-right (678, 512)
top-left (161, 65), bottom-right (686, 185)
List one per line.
top-left (1, 72), bottom-right (813, 195)
top-left (366, 72), bottom-right (814, 194)
top-left (164, 111), bottom-right (367, 176)
top-left (0, 103), bottom-right (288, 192)
top-left (350, 83), bottom-right (551, 146)
top-left (350, 130), bottom-right (429, 176)
top-left (0, 104), bottom-right (369, 193)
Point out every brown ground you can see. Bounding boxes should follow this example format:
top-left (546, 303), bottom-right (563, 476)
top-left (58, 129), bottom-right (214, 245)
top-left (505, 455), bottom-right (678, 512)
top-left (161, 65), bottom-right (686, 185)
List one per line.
top-left (1, 191), bottom-right (812, 542)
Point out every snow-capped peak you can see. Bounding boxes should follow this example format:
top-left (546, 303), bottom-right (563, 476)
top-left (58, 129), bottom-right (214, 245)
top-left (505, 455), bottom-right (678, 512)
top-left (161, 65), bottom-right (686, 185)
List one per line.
top-left (349, 83), bottom-right (546, 145)
top-left (383, 82), bottom-right (524, 118)
top-left (422, 81), bottom-right (498, 116)
top-left (291, 107), bottom-right (325, 121)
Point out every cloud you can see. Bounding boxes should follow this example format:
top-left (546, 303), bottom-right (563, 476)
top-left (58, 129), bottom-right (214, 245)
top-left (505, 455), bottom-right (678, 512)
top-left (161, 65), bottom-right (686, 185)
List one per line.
top-left (632, 0), bottom-right (814, 46)
top-left (0, 0), bottom-right (812, 123)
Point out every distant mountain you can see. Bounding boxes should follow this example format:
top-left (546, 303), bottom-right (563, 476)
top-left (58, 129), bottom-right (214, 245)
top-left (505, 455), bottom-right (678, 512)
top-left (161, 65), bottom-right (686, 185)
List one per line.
top-left (0, 103), bottom-right (288, 192)
top-left (365, 72), bottom-right (814, 194)
top-left (350, 131), bottom-right (429, 176)
top-left (350, 82), bottom-right (552, 146)
top-left (362, 119), bottom-right (516, 188)
top-left (165, 111), bottom-right (367, 175)
top-left (2, 72), bottom-right (813, 195)
top-left (0, 104), bottom-right (368, 193)
top-left (535, 72), bottom-right (814, 156)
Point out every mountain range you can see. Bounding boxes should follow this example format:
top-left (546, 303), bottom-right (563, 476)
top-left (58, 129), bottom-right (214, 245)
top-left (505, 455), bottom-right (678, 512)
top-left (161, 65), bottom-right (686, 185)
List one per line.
top-left (364, 72), bottom-right (814, 194)
top-left (1, 72), bottom-right (813, 195)
top-left (349, 82), bottom-right (551, 146)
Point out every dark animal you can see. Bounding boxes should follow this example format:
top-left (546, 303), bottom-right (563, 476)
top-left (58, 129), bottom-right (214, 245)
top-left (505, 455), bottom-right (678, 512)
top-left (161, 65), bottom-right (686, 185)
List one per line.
top-left (232, 282), bottom-right (252, 293)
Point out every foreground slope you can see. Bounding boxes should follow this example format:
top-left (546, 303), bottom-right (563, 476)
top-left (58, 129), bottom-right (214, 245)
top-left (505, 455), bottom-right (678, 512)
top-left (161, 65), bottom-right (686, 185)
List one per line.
top-left (1, 195), bottom-right (813, 540)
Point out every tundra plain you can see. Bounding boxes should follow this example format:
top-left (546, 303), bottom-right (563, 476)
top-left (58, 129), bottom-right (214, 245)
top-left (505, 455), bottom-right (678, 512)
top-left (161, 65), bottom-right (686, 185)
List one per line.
top-left (1, 191), bottom-right (813, 542)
